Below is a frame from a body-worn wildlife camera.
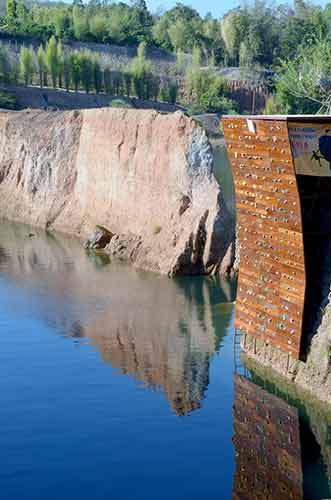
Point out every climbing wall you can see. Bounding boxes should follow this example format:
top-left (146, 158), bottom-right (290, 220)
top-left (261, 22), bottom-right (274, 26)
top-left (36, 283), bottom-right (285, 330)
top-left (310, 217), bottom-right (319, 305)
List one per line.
top-left (223, 117), bottom-right (305, 359)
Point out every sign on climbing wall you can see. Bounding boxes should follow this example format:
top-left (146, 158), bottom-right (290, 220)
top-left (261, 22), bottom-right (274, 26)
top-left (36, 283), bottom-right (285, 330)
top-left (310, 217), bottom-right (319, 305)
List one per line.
top-left (289, 122), bottom-right (331, 176)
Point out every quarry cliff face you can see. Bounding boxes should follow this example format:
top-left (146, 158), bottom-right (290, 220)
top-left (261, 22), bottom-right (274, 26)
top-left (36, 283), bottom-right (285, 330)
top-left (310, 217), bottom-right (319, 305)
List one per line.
top-left (0, 108), bottom-right (234, 276)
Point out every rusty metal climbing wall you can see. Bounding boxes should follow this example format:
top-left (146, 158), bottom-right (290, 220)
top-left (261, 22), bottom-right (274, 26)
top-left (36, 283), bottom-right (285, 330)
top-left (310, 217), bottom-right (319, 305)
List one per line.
top-left (223, 117), bottom-right (305, 359)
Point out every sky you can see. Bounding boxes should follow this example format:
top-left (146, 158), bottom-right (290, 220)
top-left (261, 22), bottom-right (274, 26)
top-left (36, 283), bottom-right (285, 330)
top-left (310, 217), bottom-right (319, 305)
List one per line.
top-left (147, 0), bottom-right (240, 17)
top-left (146, 0), bottom-right (329, 17)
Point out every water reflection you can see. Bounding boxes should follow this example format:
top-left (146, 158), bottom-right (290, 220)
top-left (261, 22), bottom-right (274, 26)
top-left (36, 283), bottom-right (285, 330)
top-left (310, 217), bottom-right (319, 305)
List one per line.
top-left (233, 373), bottom-right (331, 499)
top-left (0, 220), bottom-right (234, 416)
top-left (2, 221), bottom-right (331, 498)
top-left (233, 375), bottom-right (303, 499)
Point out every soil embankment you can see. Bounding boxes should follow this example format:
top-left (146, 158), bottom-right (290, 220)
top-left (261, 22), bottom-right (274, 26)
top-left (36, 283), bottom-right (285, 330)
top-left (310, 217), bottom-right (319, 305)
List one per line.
top-left (1, 84), bottom-right (183, 113)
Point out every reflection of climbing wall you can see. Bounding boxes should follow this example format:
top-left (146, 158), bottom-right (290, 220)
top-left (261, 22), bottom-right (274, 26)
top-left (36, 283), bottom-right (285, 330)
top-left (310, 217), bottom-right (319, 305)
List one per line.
top-left (223, 117), bottom-right (305, 358)
top-left (233, 375), bottom-right (303, 500)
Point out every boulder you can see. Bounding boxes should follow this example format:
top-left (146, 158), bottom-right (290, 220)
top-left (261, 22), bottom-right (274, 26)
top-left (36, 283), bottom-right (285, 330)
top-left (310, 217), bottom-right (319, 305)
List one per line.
top-left (84, 226), bottom-right (114, 250)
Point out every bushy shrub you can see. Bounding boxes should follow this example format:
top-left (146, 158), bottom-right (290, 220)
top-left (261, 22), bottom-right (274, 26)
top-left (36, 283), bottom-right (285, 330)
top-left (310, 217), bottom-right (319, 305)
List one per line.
top-left (185, 66), bottom-right (236, 114)
top-left (0, 89), bottom-right (17, 109)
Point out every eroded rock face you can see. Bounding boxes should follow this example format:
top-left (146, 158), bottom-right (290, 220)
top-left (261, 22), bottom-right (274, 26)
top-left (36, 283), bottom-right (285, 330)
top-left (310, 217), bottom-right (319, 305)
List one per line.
top-left (0, 108), bottom-right (235, 276)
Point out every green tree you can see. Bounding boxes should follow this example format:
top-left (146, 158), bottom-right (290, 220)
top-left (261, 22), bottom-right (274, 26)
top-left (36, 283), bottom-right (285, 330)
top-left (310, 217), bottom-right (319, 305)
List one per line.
top-left (153, 17), bottom-right (172, 49)
top-left (63, 53), bottom-right (71, 91)
top-left (275, 36), bottom-right (331, 114)
top-left (130, 42), bottom-right (152, 99)
top-left (92, 54), bottom-right (102, 93)
top-left (16, 0), bottom-right (27, 22)
top-left (0, 47), bottom-right (12, 85)
top-left (3, 0), bottom-right (328, 80)
top-left (108, 5), bottom-right (135, 44)
top-left (185, 66), bottom-right (236, 113)
top-left (112, 71), bottom-right (123, 95)
top-left (37, 45), bottom-right (47, 88)
top-left (221, 10), bottom-right (247, 65)
top-left (239, 41), bottom-right (253, 67)
top-left (79, 50), bottom-right (93, 93)
top-left (192, 46), bottom-right (201, 67)
top-left (168, 81), bottom-right (178, 104)
top-left (103, 67), bottom-right (113, 95)
top-left (20, 46), bottom-right (35, 86)
top-left (55, 9), bottom-right (72, 39)
top-left (176, 49), bottom-right (186, 73)
top-left (203, 14), bottom-right (225, 64)
top-left (73, 5), bottom-right (89, 40)
top-left (153, 3), bottom-right (202, 52)
top-left (0, 90), bottom-right (17, 110)
top-left (323, 3), bottom-right (331, 35)
top-left (45, 35), bottom-right (59, 88)
top-left (70, 52), bottom-right (81, 91)
top-left (57, 40), bottom-right (64, 88)
top-left (123, 70), bottom-right (132, 97)
top-left (89, 14), bottom-right (108, 41)
top-left (150, 75), bottom-right (160, 101)
top-left (6, 0), bottom-right (16, 19)
top-left (264, 95), bottom-right (282, 115)
top-left (168, 19), bottom-right (187, 51)
top-left (11, 58), bottom-right (20, 85)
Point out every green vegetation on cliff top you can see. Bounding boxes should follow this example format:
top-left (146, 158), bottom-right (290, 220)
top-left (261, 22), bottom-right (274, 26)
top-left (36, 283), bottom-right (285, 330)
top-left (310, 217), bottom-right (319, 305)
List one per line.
top-left (2, 0), bottom-right (331, 113)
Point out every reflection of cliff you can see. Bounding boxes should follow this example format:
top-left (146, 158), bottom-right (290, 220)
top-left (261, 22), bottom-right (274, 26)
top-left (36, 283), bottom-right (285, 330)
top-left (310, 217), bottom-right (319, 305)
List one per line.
top-left (66, 271), bottom-right (234, 416)
top-left (0, 220), bottom-right (234, 415)
top-left (233, 376), bottom-right (303, 500)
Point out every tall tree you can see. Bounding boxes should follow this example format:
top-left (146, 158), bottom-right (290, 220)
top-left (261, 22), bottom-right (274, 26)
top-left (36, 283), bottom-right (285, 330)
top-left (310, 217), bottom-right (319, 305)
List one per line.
top-left (45, 36), bottom-right (59, 88)
top-left (70, 52), bottom-right (81, 91)
top-left (89, 14), bottom-right (108, 41)
top-left (16, 0), bottom-right (27, 22)
top-left (92, 55), bottom-right (102, 93)
top-left (73, 5), bottom-right (89, 40)
top-left (6, 0), bottom-right (16, 19)
top-left (79, 50), bottom-right (93, 93)
top-left (55, 9), bottom-right (72, 39)
top-left (37, 45), bottom-right (47, 88)
top-left (123, 70), bottom-right (132, 97)
top-left (103, 67), bottom-right (113, 95)
top-left (57, 40), bottom-right (64, 88)
top-left (0, 47), bottom-right (12, 85)
top-left (20, 46), bottom-right (35, 86)
top-left (275, 36), bottom-right (331, 114)
top-left (221, 10), bottom-right (247, 65)
top-left (63, 54), bottom-right (71, 91)
top-left (130, 41), bottom-right (152, 99)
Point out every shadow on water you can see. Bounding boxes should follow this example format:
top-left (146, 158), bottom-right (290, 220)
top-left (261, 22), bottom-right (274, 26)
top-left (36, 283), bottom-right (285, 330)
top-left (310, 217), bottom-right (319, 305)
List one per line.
top-left (0, 219), bottom-right (235, 417)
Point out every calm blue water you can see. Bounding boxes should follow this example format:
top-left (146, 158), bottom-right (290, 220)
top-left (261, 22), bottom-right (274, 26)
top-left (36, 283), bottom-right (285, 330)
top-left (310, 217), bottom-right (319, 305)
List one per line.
top-left (0, 221), bottom-right (330, 500)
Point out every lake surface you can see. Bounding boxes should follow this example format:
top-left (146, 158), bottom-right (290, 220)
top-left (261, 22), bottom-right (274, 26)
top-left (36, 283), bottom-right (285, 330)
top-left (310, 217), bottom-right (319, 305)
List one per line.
top-left (0, 221), bottom-right (330, 500)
